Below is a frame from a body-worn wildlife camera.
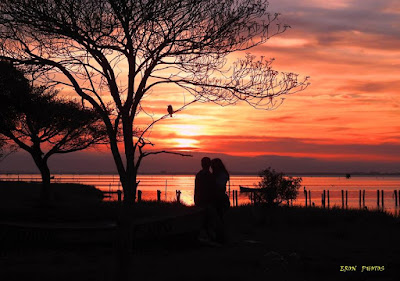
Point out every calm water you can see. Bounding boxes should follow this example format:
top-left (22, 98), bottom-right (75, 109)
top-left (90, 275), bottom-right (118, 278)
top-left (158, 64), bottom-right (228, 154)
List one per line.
top-left (1, 174), bottom-right (400, 214)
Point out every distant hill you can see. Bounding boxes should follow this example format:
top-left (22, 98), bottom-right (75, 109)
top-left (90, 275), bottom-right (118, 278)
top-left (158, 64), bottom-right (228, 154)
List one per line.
top-left (1, 150), bottom-right (399, 175)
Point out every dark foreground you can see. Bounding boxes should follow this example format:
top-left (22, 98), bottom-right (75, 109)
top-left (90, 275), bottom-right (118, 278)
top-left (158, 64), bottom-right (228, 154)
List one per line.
top-left (1, 182), bottom-right (399, 281)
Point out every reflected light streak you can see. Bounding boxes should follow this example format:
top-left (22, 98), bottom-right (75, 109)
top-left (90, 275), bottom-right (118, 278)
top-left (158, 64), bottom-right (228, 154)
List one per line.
top-left (171, 138), bottom-right (199, 149)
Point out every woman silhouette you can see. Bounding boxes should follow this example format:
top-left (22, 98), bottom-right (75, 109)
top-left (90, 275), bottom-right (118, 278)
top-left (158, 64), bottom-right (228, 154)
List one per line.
top-left (211, 158), bottom-right (230, 243)
top-left (211, 158), bottom-right (230, 196)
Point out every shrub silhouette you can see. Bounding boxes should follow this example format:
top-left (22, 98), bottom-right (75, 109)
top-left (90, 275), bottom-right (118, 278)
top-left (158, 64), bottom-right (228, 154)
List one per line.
top-left (254, 167), bottom-right (302, 206)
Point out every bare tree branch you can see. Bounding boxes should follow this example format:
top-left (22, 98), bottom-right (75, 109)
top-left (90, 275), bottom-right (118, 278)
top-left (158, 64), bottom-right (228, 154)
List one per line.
top-left (0, 0), bottom-right (310, 203)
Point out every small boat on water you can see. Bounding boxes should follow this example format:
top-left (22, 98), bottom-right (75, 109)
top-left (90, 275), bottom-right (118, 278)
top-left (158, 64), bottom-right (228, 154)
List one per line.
top-left (239, 185), bottom-right (263, 193)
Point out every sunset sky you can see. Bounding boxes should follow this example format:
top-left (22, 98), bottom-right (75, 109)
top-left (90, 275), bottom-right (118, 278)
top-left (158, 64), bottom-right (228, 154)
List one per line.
top-left (136, 0), bottom-right (400, 163)
top-left (2, 0), bottom-right (400, 174)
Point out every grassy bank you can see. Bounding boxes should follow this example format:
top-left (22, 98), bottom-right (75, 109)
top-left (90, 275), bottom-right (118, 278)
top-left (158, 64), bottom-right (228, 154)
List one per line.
top-left (0, 181), bottom-right (194, 222)
top-left (132, 205), bottom-right (400, 281)
top-left (0, 180), bottom-right (103, 204)
top-left (0, 182), bottom-right (399, 280)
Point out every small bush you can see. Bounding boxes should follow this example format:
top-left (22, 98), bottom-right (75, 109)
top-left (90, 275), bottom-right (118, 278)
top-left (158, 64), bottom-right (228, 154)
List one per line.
top-left (254, 167), bottom-right (302, 206)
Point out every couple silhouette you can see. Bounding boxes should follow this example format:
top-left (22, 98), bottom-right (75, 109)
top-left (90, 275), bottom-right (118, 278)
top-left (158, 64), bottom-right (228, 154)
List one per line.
top-left (194, 157), bottom-right (230, 243)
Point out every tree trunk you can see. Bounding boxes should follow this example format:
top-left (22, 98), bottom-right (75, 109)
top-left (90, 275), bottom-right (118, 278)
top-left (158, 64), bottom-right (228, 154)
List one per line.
top-left (107, 138), bottom-right (138, 204)
top-left (107, 141), bottom-right (138, 205)
top-left (121, 114), bottom-right (138, 204)
top-left (102, 110), bottom-right (140, 205)
top-left (39, 162), bottom-right (51, 203)
top-left (32, 153), bottom-right (52, 204)
top-left (121, 164), bottom-right (138, 204)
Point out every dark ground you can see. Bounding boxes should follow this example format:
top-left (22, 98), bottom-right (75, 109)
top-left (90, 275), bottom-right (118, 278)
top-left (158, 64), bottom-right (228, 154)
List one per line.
top-left (1, 182), bottom-right (399, 281)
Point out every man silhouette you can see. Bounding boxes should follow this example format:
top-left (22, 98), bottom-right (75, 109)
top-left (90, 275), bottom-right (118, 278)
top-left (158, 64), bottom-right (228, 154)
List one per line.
top-left (194, 157), bottom-right (219, 242)
top-left (194, 157), bottom-right (214, 207)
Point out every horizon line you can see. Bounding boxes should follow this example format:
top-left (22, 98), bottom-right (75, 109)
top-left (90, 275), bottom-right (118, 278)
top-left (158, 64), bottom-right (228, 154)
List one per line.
top-left (1, 171), bottom-right (400, 176)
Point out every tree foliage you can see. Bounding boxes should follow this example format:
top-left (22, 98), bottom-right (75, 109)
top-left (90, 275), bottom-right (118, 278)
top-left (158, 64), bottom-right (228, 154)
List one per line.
top-left (254, 167), bottom-right (302, 205)
top-left (0, 0), bottom-right (309, 203)
top-left (0, 61), bottom-right (107, 202)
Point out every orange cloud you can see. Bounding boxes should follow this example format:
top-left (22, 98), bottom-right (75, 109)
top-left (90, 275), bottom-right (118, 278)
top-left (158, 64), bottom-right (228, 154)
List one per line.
top-left (53, 0), bottom-right (400, 167)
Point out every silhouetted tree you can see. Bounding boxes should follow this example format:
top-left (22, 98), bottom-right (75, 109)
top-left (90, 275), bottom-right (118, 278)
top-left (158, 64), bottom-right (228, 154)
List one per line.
top-left (0, 0), bottom-right (309, 203)
top-left (0, 62), bottom-right (107, 203)
top-left (254, 167), bottom-right (302, 205)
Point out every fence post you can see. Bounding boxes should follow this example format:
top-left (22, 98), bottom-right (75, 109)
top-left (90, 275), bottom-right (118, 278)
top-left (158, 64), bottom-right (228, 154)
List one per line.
top-left (157, 190), bottom-right (161, 202)
top-left (304, 190), bottom-right (308, 207)
top-left (232, 190), bottom-right (235, 207)
top-left (359, 190), bottom-right (361, 209)
top-left (117, 190), bottom-right (122, 202)
top-left (176, 190), bottom-right (181, 204)
top-left (377, 190), bottom-right (380, 208)
top-left (341, 190), bottom-right (344, 209)
top-left (381, 190), bottom-right (384, 209)
top-left (137, 190), bottom-right (142, 202)
top-left (308, 190), bottom-right (311, 206)
top-left (235, 190), bottom-right (238, 206)
top-left (395, 190), bottom-right (398, 207)
top-left (345, 190), bottom-right (348, 209)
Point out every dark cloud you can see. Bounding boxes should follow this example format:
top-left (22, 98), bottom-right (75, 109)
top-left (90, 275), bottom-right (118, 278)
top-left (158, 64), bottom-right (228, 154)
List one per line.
top-left (314, 117), bottom-right (340, 122)
top-left (269, 0), bottom-right (400, 38)
top-left (204, 138), bottom-right (400, 159)
top-left (147, 133), bottom-right (400, 160)
top-left (337, 80), bottom-right (400, 93)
